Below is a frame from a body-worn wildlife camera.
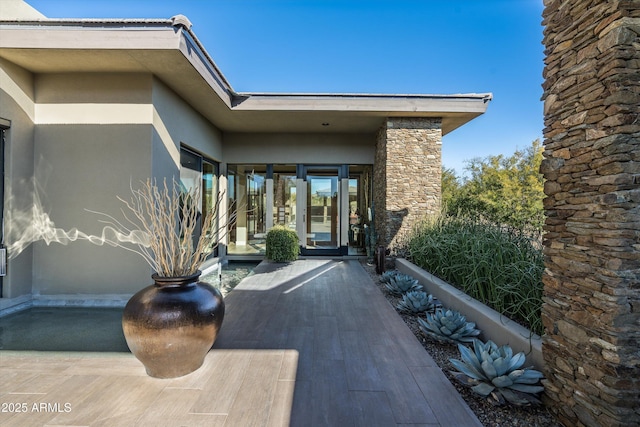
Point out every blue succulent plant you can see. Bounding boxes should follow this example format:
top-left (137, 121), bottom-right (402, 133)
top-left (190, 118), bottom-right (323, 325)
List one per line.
top-left (449, 339), bottom-right (545, 406)
top-left (418, 308), bottom-right (481, 344)
top-left (379, 270), bottom-right (399, 284)
top-left (385, 274), bottom-right (422, 296)
top-left (396, 291), bottom-right (438, 314)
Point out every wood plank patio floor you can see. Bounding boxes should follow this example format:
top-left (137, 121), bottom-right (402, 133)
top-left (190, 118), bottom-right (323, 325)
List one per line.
top-left (0, 259), bottom-right (481, 426)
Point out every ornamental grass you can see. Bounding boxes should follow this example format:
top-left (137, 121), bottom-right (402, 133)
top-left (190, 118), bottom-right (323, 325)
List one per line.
top-left (403, 213), bottom-right (544, 336)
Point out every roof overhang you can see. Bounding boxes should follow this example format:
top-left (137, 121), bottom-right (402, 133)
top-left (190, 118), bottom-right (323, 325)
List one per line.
top-left (0, 18), bottom-right (491, 134)
top-left (229, 92), bottom-right (492, 134)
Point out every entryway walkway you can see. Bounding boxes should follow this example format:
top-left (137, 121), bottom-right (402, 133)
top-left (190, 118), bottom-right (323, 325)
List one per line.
top-left (0, 259), bottom-right (481, 426)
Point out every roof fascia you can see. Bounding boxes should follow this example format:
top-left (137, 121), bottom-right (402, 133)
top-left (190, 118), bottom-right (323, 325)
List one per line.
top-left (0, 18), bottom-right (492, 125)
top-left (0, 17), bottom-right (238, 107)
top-left (231, 92), bottom-right (493, 114)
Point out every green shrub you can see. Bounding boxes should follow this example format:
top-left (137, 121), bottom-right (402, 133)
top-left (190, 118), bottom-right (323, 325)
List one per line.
top-left (404, 213), bottom-right (544, 335)
top-left (265, 225), bottom-right (299, 262)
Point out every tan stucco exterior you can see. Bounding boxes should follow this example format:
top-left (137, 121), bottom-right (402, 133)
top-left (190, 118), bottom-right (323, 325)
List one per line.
top-left (0, 0), bottom-right (490, 311)
top-left (0, 65), bottom-right (229, 303)
top-left (1, 57), bottom-right (35, 300)
top-left (223, 133), bottom-right (374, 165)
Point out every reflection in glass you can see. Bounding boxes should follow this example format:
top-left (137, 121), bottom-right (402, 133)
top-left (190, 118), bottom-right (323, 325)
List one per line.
top-left (273, 166), bottom-right (297, 230)
top-left (348, 165), bottom-right (371, 255)
top-left (306, 174), bottom-right (339, 249)
top-left (225, 163), bottom-right (373, 257)
top-left (180, 148), bottom-right (219, 258)
top-left (227, 165), bottom-right (267, 255)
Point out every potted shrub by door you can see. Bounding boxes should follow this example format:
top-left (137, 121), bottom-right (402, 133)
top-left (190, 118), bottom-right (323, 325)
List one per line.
top-left (99, 179), bottom-right (233, 378)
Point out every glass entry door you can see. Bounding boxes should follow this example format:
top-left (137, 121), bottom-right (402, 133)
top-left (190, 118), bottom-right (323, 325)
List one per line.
top-left (301, 166), bottom-right (345, 255)
top-left (307, 174), bottom-right (338, 249)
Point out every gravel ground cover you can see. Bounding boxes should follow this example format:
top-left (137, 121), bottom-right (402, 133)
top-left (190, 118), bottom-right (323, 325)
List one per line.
top-left (361, 260), bottom-right (561, 427)
top-left (201, 261), bottom-right (260, 297)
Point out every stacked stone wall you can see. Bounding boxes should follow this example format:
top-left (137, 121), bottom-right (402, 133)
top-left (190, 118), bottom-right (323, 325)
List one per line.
top-left (374, 118), bottom-right (442, 251)
top-left (541, 1), bottom-right (639, 426)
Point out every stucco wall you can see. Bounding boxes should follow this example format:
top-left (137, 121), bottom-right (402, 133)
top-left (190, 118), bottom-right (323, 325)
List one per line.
top-left (222, 132), bottom-right (375, 165)
top-left (2, 72), bottom-right (225, 299)
top-left (150, 77), bottom-right (225, 259)
top-left (33, 124), bottom-right (152, 295)
top-left (0, 58), bottom-right (36, 299)
top-left (32, 73), bottom-right (156, 296)
top-left (151, 77), bottom-right (223, 173)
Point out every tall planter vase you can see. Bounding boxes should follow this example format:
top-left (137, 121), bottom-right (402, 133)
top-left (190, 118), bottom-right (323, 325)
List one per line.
top-left (122, 271), bottom-right (225, 378)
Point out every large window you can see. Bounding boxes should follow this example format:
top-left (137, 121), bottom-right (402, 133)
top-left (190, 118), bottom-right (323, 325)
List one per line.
top-left (226, 163), bottom-right (372, 257)
top-left (227, 164), bottom-right (267, 255)
top-left (180, 146), bottom-right (219, 257)
top-left (347, 165), bottom-right (372, 255)
top-left (273, 165), bottom-right (297, 230)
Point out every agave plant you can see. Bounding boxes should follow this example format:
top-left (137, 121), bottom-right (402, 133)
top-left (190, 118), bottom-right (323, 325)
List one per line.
top-left (449, 339), bottom-right (545, 406)
top-left (396, 291), bottom-right (438, 314)
top-left (385, 273), bottom-right (422, 296)
top-left (417, 308), bottom-right (480, 344)
top-left (380, 270), bottom-right (399, 284)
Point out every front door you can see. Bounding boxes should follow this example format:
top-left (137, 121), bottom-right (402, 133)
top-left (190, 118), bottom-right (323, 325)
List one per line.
top-left (300, 166), bottom-right (346, 256)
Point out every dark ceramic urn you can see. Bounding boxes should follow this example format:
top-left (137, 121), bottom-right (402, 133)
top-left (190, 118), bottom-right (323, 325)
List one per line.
top-left (122, 271), bottom-right (225, 378)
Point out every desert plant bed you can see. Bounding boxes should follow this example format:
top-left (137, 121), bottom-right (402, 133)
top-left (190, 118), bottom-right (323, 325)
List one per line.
top-left (361, 260), bottom-right (560, 427)
top-left (403, 214), bottom-right (544, 336)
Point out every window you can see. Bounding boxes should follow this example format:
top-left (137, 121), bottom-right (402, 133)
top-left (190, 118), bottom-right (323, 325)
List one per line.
top-left (225, 163), bottom-right (373, 257)
top-left (273, 165), bottom-right (297, 230)
top-left (347, 165), bottom-right (372, 255)
top-left (180, 146), bottom-right (219, 258)
top-left (227, 164), bottom-right (267, 255)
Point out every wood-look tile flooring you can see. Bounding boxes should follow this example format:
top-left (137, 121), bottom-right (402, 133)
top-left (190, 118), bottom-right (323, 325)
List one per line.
top-left (0, 260), bottom-right (481, 426)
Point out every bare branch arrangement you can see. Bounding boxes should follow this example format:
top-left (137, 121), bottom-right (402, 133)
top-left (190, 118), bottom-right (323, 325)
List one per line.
top-left (93, 178), bottom-right (236, 277)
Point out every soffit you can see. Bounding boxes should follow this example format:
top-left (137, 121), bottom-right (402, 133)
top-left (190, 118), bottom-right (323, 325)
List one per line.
top-left (0, 22), bottom-right (491, 135)
top-left (227, 93), bottom-right (490, 134)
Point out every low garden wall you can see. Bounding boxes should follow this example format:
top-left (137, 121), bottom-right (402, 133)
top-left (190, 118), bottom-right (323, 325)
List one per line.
top-left (396, 258), bottom-right (544, 370)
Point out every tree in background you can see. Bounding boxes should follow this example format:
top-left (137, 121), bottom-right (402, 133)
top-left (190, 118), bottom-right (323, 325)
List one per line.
top-left (441, 166), bottom-right (461, 209)
top-left (443, 139), bottom-right (545, 232)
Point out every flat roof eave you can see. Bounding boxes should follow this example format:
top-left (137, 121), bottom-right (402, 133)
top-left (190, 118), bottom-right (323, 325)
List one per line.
top-left (232, 92), bottom-right (492, 113)
top-left (225, 92), bottom-right (491, 134)
top-left (0, 18), bottom-right (491, 134)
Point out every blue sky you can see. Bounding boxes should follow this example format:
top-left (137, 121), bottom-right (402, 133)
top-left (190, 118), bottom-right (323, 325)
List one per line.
top-left (27, 0), bottom-right (545, 176)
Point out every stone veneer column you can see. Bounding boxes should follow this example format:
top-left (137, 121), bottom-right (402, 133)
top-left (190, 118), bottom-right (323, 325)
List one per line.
top-left (540, 1), bottom-right (639, 426)
top-left (373, 118), bottom-right (442, 251)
